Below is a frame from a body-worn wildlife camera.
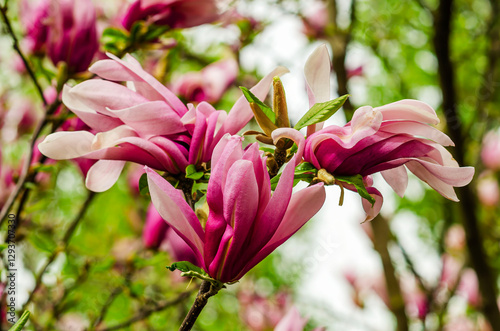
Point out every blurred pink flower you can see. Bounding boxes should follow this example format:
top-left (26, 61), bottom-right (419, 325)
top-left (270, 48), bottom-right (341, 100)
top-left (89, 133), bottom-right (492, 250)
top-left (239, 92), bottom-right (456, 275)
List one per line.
top-left (477, 174), bottom-right (500, 207)
top-left (39, 54), bottom-right (286, 192)
top-left (440, 254), bottom-right (462, 290)
top-left (20, 0), bottom-right (50, 53)
top-left (458, 269), bottom-right (481, 307)
top-left (1, 98), bottom-right (39, 142)
top-left (121, 0), bottom-right (220, 31)
top-left (46, 0), bottom-right (99, 73)
top-left (481, 131), bottom-right (500, 170)
top-left (142, 203), bottom-right (198, 265)
top-left (238, 287), bottom-right (291, 330)
top-left (274, 307), bottom-right (308, 331)
top-left (172, 58), bottom-right (238, 104)
top-left (444, 224), bottom-right (466, 252)
top-left (301, 1), bottom-right (328, 39)
top-left (146, 135), bottom-right (326, 282)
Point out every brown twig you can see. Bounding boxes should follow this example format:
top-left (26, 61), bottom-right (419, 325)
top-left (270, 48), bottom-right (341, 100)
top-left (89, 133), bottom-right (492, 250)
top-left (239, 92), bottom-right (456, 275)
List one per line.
top-left (22, 192), bottom-right (96, 311)
top-left (0, 4), bottom-right (47, 105)
top-left (178, 280), bottom-right (223, 331)
top-left (371, 215), bottom-right (409, 331)
top-left (97, 290), bottom-right (193, 331)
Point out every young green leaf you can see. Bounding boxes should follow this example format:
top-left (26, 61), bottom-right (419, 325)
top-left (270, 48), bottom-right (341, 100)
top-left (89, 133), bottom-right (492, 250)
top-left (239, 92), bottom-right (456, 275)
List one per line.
top-left (138, 173), bottom-right (149, 196)
top-left (8, 311), bottom-right (30, 331)
top-left (240, 86), bottom-right (275, 123)
top-left (294, 94), bottom-right (349, 131)
top-left (335, 174), bottom-right (376, 206)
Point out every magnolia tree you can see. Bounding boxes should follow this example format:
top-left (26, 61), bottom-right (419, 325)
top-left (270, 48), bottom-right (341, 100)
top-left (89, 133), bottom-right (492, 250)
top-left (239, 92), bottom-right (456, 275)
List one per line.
top-left (0, 0), bottom-right (498, 330)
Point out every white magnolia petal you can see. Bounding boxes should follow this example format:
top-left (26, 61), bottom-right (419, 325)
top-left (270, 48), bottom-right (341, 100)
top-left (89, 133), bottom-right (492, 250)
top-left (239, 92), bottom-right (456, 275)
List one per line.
top-left (38, 131), bottom-right (94, 159)
top-left (85, 160), bottom-right (125, 192)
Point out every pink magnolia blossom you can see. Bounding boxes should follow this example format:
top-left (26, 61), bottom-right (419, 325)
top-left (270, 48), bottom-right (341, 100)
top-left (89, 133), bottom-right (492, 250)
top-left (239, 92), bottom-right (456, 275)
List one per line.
top-left (274, 306), bottom-right (325, 331)
top-left (458, 269), bottom-right (481, 307)
top-left (38, 53), bottom-right (287, 192)
top-left (481, 130), bottom-right (500, 170)
top-left (238, 287), bottom-right (291, 330)
top-left (172, 58), bottom-right (238, 104)
top-left (143, 203), bottom-right (198, 265)
top-left (146, 134), bottom-right (325, 283)
top-left (20, 0), bottom-right (50, 53)
top-left (22, 0), bottom-right (98, 73)
top-left (477, 174), bottom-right (500, 207)
top-left (301, 1), bottom-right (328, 39)
top-left (304, 100), bottom-right (474, 219)
top-left (121, 0), bottom-right (220, 31)
top-left (301, 44), bottom-right (473, 220)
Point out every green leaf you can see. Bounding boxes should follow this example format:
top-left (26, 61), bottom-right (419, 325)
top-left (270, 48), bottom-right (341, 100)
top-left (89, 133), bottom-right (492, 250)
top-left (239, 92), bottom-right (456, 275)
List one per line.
top-left (185, 165), bottom-right (204, 180)
top-left (144, 25), bottom-right (169, 41)
top-left (0, 243), bottom-right (7, 253)
top-left (167, 261), bottom-right (222, 285)
top-left (8, 310), bottom-right (30, 331)
top-left (240, 86), bottom-right (275, 123)
top-left (138, 173), bottom-right (149, 196)
top-left (167, 261), bottom-right (206, 274)
top-left (270, 162), bottom-right (318, 190)
top-left (335, 174), bottom-right (376, 206)
top-left (101, 27), bottom-right (129, 41)
top-left (294, 94), bottom-right (349, 131)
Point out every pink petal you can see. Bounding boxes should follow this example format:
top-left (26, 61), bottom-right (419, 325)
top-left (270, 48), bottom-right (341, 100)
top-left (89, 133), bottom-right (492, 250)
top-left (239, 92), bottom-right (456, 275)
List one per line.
top-left (97, 53), bottom-right (188, 115)
top-left (304, 44), bottom-right (331, 135)
top-left (66, 79), bottom-right (149, 117)
top-left (380, 120), bottom-right (454, 146)
top-left (218, 160), bottom-right (260, 281)
top-left (272, 128), bottom-right (305, 165)
top-left (106, 101), bottom-right (185, 136)
top-left (143, 203), bottom-right (169, 248)
top-left (237, 183), bottom-right (325, 278)
top-left (381, 166), bottom-right (408, 197)
top-left (375, 100), bottom-right (439, 125)
top-left (38, 131), bottom-right (94, 159)
top-left (275, 307), bottom-right (309, 331)
top-left (85, 160), bottom-right (125, 192)
top-left (146, 167), bottom-right (204, 261)
top-left (62, 85), bottom-right (122, 131)
top-left (361, 187), bottom-right (383, 222)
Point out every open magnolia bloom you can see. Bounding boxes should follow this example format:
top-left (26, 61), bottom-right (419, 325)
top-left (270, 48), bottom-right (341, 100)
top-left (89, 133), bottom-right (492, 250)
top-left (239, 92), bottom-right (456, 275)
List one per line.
top-left (38, 52), bottom-right (287, 191)
top-left (304, 100), bottom-right (475, 220)
top-left (146, 134), bottom-right (325, 283)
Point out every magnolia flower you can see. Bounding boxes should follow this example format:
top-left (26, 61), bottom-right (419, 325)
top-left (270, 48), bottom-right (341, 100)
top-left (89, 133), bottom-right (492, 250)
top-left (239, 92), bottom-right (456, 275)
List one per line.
top-left (275, 306), bottom-right (325, 331)
top-left (481, 130), bottom-right (500, 170)
top-left (121, 0), bottom-right (220, 31)
top-left (172, 58), bottom-right (238, 104)
top-left (477, 175), bottom-right (500, 207)
top-left (22, 0), bottom-right (98, 73)
top-left (143, 204), bottom-right (198, 265)
top-left (39, 53), bottom-right (287, 192)
top-left (301, 1), bottom-right (328, 39)
top-left (20, 0), bottom-right (50, 53)
top-left (146, 134), bottom-right (325, 283)
top-left (304, 100), bottom-right (474, 219)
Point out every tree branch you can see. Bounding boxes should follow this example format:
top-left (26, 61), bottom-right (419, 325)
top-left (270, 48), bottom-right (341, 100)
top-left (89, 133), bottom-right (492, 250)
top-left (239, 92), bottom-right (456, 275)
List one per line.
top-left (97, 290), bottom-right (193, 331)
top-left (22, 192), bottom-right (96, 310)
top-left (432, 0), bottom-right (500, 328)
top-left (371, 215), bottom-right (409, 331)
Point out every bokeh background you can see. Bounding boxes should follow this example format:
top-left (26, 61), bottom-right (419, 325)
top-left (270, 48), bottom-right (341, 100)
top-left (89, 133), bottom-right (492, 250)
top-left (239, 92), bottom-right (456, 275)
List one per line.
top-left (1, 0), bottom-right (499, 330)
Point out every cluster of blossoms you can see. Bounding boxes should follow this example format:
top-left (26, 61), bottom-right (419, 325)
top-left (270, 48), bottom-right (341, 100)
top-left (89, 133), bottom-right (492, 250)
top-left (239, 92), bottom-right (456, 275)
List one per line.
top-left (39, 44), bottom-right (473, 286)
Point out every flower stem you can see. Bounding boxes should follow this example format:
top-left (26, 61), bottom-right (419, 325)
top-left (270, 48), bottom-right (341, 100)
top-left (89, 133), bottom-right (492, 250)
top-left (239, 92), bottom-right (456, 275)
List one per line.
top-left (179, 280), bottom-right (222, 331)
